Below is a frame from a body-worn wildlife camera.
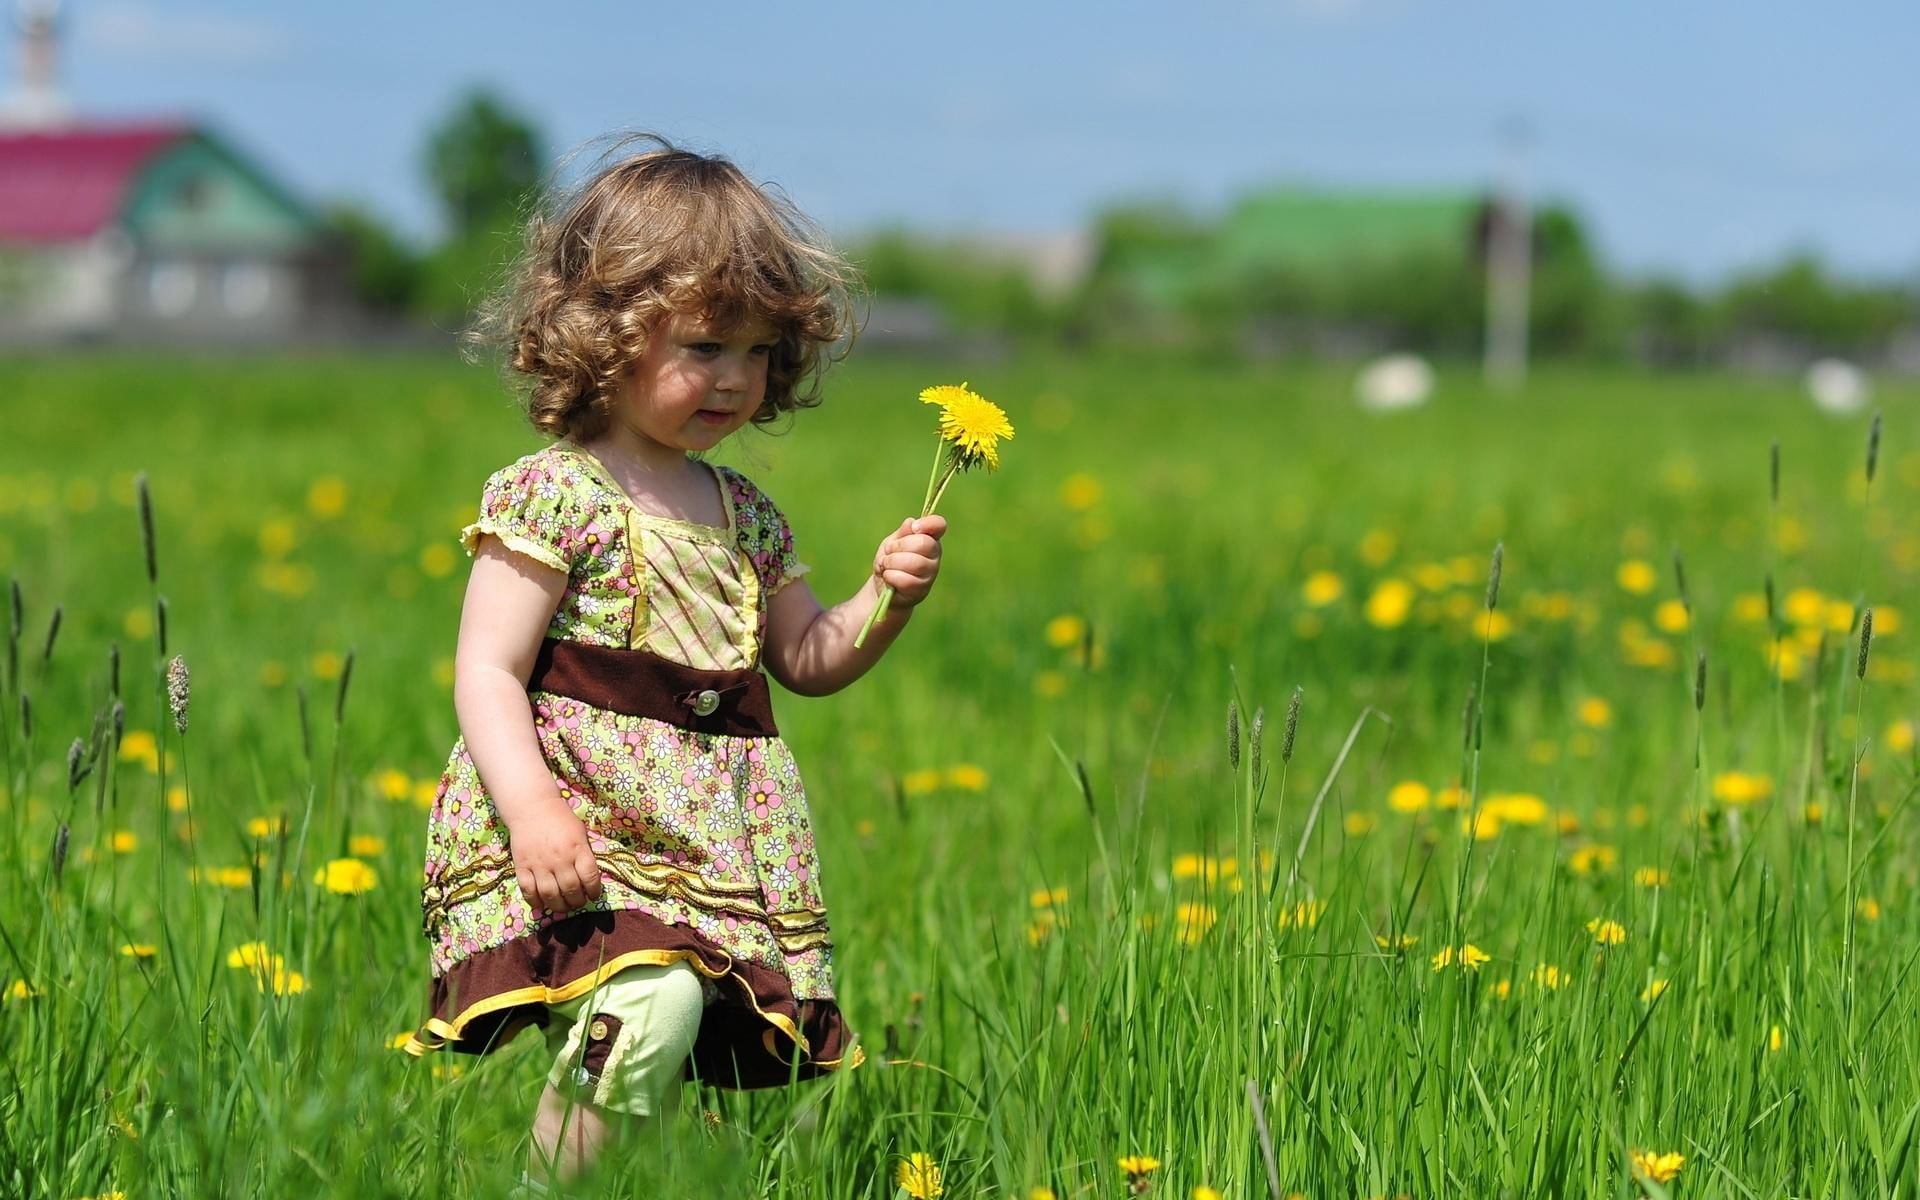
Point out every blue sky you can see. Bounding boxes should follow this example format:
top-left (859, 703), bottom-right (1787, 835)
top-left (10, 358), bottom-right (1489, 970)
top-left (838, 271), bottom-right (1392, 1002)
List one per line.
top-left (23, 0), bottom-right (1920, 283)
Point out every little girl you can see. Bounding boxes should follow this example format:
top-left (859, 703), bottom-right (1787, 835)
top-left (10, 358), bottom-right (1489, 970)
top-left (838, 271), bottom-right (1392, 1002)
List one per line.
top-left (403, 137), bottom-right (947, 1190)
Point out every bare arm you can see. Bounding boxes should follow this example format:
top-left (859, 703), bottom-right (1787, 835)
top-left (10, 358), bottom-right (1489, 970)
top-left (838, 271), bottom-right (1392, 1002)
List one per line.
top-left (761, 515), bottom-right (947, 697)
top-left (453, 538), bottom-right (602, 910)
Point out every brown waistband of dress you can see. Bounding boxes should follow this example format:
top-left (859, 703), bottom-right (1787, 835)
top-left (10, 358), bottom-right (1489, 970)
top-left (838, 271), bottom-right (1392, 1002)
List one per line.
top-left (526, 638), bottom-right (779, 738)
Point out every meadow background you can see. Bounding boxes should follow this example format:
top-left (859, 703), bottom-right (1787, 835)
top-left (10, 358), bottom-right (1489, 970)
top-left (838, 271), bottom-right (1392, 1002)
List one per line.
top-left (1, 351), bottom-right (1915, 1198)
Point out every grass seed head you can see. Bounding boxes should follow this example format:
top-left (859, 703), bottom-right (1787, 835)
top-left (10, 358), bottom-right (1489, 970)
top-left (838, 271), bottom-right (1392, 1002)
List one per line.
top-left (156, 597), bottom-right (169, 657)
top-left (1769, 440), bottom-right (1780, 504)
top-left (66, 737), bottom-right (86, 790)
top-left (1282, 687), bottom-right (1301, 764)
top-left (108, 643), bottom-right (120, 698)
top-left (41, 605), bottom-right (61, 665)
top-left (110, 700), bottom-right (125, 745)
top-left (1671, 548), bottom-right (1690, 613)
top-left (1694, 650), bottom-right (1707, 712)
top-left (1764, 572), bottom-right (1777, 629)
top-left (166, 656), bottom-right (190, 733)
top-left (19, 692), bottom-right (30, 740)
top-left (51, 822), bottom-right (70, 886)
top-left (1866, 411), bottom-right (1882, 484)
top-left (1227, 699), bottom-right (1241, 769)
top-left (1485, 542), bottom-right (1504, 611)
top-left (1462, 685), bottom-right (1478, 753)
top-left (1074, 758), bottom-right (1095, 818)
top-left (334, 650), bottom-right (356, 725)
top-left (136, 472), bottom-right (157, 584)
top-left (1858, 607), bottom-right (1874, 680)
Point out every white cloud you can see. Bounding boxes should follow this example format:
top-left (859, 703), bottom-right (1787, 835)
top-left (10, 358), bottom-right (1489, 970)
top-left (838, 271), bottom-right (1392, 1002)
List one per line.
top-left (78, 3), bottom-right (293, 66)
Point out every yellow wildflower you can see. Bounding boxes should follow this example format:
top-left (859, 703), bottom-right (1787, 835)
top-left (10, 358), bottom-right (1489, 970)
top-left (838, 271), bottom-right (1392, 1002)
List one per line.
top-left (1587, 917), bottom-right (1628, 946)
top-left (1431, 943), bottom-right (1491, 971)
top-left (1616, 560), bottom-right (1657, 594)
top-left (1030, 886), bottom-right (1068, 908)
top-left (5, 979), bottom-right (39, 1001)
top-left (1059, 472), bottom-right (1103, 511)
top-left (110, 830), bottom-right (138, 854)
top-left (1276, 899), bottom-right (1326, 930)
top-left (1117, 1155), bottom-right (1161, 1177)
top-left (1653, 598), bottom-right (1690, 634)
top-left (246, 815), bottom-right (287, 839)
top-left (313, 858), bottom-right (377, 895)
top-left (226, 941), bottom-right (274, 969)
top-left (118, 944), bottom-right (157, 959)
top-left (1712, 771), bottom-right (1774, 805)
top-left (1174, 903), bottom-right (1217, 945)
top-left (1045, 614), bottom-right (1087, 648)
top-left (921, 382), bottom-right (1014, 470)
top-left (896, 1152), bottom-right (944, 1199)
top-left (1568, 845), bottom-right (1617, 875)
top-left (1302, 570), bottom-right (1344, 607)
top-left (1365, 579), bottom-right (1415, 628)
top-left (1857, 896), bottom-right (1882, 921)
top-left (1630, 1149), bottom-right (1685, 1183)
top-left (1344, 811), bottom-right (1376, 836)
top-left (1768, 1024), bottom-right (1784, 1052)
top-left (1193, 1188), bottom-right (1224, 1200)
top-left (1375, 933), bottom-right (1418, 952)
top-left (307, 476), bottom-right (348, 517)
top-left (1641, 979), bottom-right (1669, 1002)
top-left (1530, 963), bottom-right (1570, 990)
top-left (348, 834), bottom-right (386, 857)
top-left (943, 763), bottom-right (989, 792)
top-left (1576, 697), bottom-right (1613, 728)
top-left (901, 768), bottom-right (942, 796)
top-left (1387, 780), bottom-right (1431, 813)
top-left (1633, 867), bottom-right (1671, 889)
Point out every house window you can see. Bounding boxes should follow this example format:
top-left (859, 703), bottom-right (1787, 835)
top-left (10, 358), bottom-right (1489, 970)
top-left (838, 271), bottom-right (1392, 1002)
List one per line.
top-left (222, 262), bottom-right (272, 315)
top-left (147, 261), bottom-right (196, 316)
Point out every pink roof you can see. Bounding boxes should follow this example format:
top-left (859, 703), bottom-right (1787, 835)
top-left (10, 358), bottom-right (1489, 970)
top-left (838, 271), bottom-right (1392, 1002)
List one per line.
top-left (0, 121), bottom-right (193, 243)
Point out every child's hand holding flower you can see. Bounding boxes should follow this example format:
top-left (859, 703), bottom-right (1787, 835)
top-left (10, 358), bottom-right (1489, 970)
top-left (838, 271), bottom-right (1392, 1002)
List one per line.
top-left (872, 515), bottom-right (948, 609)
top-left (854, 383), bottom-right (1012, 648)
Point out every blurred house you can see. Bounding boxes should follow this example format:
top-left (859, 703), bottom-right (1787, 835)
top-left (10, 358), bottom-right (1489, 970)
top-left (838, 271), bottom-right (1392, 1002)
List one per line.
top-left (0, 2), bottom-right (355, 345)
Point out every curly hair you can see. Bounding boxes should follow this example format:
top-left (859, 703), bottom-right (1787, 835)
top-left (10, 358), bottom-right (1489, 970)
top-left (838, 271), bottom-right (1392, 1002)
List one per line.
top-left (467, 133), bottom-right (858, 443)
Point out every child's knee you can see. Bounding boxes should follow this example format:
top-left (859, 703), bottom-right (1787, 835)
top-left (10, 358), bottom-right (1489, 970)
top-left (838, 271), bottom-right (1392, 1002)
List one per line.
top-left (544, 961), bottom-right (707, 1118)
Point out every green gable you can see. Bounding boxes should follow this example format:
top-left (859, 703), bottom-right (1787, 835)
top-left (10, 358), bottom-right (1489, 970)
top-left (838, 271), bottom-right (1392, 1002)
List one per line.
top-left (122, 131), bottom-right (320, 253)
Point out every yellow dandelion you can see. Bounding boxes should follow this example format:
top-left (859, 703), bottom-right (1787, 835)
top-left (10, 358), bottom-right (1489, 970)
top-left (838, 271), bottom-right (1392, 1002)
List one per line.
top-left (5, 979), bottom-right (39, 1002)
top-left (1768, 1024), bottom-right (1784, 1052)
top-left (110, 830), bottom-right (138, 854)
top-left (1358, 528), bottom-right (1396, 566)
top-left (1029, 1189), bottom-right (1058, 1200)
top-left (1059, 472), bottom-right (1104, 510)
top-left (1630, 1149), bottom-right (1685, 1183)
top-left (1576, 697), bottom-right (1613, 728)
top-left (896, 1152), bottom-right (944, 1199)
top-left (246, 815), bottom-right (287, 839)
top-left (226, 941), bottom-right (274, 969)
top-left (921, 382), bottom-right (1014, 471)
top-left (1857, 896), bottom-right (1882, 921)
top-left (313, 858), bottom-right (378, 895)
top-left (307, 476), bottom-right (348, 517)
top-left (943, 763), bottom-right (989, 792)
top-left (348, 834), bottom-right (386, 857)
top-left (1616, 559), bottom-right (1657, 594)
top-left (1568, 845), bottom-right (1617, 875)
top-left (1653, 598), bottom-right (1691, 634)
top-left (1587, 917), bottom-right (1628, 946)
top-left (1045, 614), bottom-right (1087, 648)
top-left (1173, 903), bottom-right (1217, 945)
top-left (1365, 578), bottom-right (1415, 628)
top-left (1641, 978), bottom-right (1669, 1002)
top-left (1030, 886), bottom-right (1068, 908)
top-left (1193, 1188), bottom-right (1224, 1200)
top-left (1301, 570), bottom-right (1344, 607)
top-left (1492, 979), bottom-right (1513, 1000)
top-left (1530, 963), bottom-right (1571, 990)
top-left (1633, 867), bottom-right (1671, 889)
top-left (1375, 932), bottom-right (1418, 952)
top-left (118, 943), bottom-right (157, 959)
top-left (1387, 780), bottom-right (1431, 813)
top-left (901, 768), bottom-right (942, 796)
top-left (1117, 1155), bottom-right (1162, 1177)
top-left (1276, 899), bottom-right (1326, 930)
top-left (1712, 770), bottom-right (1774, 805)
top-left (1431, 943), bottom-right (1491, 971)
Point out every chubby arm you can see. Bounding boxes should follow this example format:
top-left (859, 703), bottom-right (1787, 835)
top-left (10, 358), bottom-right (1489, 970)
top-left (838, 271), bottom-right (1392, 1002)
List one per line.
top-left (452, 538), bottom-right (602, 910)
top-left (761, 515), bottom-right (947, 697)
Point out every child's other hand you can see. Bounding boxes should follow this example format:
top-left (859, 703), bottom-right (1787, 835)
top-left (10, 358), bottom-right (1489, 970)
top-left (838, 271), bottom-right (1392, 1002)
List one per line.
top-left (509, 811), bottom-right (604, 913)
top-left (873, 515), bottom-right (947, 609)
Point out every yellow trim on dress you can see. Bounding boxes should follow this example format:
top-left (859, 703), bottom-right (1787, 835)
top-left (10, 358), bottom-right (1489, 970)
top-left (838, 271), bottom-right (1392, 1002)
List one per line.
top-left (459, 521), bottom-right (570, 572)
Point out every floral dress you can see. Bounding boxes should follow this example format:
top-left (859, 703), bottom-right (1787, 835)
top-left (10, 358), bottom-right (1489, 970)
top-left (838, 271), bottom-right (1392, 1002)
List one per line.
top-left (405, 441), bottom-right (858, 1088)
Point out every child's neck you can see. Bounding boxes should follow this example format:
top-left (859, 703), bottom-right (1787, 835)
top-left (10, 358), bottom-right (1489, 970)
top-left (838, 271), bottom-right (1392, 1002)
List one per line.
top-left (579, 429), bottom-right (694, 480)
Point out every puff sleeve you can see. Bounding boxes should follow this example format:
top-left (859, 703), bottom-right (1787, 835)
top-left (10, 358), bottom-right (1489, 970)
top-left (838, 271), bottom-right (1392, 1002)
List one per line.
top-left (724, 468), bottom-right (811, 599)
top-left (458, 453), bottom-right (594, 573)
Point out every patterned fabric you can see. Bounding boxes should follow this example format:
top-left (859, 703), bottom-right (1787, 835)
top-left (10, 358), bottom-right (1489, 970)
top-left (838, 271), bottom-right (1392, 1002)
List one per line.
top-left (424, 443), bottom-right (833, 998)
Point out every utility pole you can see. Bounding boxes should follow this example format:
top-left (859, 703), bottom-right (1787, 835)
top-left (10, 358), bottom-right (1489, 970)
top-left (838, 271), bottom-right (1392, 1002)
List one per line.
top-left (1483, 116), bottom-right (1532, 391)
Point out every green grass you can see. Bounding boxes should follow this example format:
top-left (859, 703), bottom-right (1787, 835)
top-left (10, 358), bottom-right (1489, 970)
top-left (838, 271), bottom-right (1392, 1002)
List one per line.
top-left (1, 350), bottom-right (1916, 1198)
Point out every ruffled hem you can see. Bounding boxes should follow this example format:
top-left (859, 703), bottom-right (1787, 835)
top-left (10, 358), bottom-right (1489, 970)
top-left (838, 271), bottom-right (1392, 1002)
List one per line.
top-left (403, 909), bottom-right (861, 1090)
top-left (460, 520), bottom-right (570, 572)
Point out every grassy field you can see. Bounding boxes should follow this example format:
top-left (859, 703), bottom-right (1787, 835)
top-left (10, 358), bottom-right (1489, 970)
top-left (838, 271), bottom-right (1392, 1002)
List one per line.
top-left (1, 350), bottom-right (1916, 1198)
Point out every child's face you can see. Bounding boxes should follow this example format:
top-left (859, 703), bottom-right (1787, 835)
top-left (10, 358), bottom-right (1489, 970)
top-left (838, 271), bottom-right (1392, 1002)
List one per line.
top-left (615, 310), bottom-right (777, 455)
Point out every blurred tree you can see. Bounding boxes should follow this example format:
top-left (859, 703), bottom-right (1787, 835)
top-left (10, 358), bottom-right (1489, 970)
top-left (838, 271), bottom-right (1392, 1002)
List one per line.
top-left (424, 89), bottom-right (544, 239)
top-left (853, 228), bottom-right (1055, 335)
top-left (323, 202), bottom-right (421, 312)
top-left (1718, 253), bottom-right (1914, 355)
top-left (418, 89), bottom-right (546, 323)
